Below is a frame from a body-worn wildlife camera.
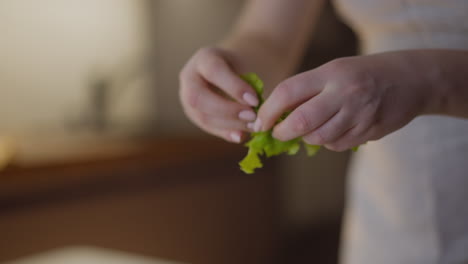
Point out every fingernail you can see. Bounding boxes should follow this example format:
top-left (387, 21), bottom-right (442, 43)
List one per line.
top-left (238, 110), bottom-right (256, 121)
top-left (243, 92), bottom-right (259, 107)
top-left (253, 118), bottom-right (262, 132)
top-left (247, 122), bottom-right (255, 130)
top-left (230, 131), bottom-right (241, 143)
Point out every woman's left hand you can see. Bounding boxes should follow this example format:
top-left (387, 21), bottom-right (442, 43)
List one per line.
top-left (254, 51), bottom-right (435, 151)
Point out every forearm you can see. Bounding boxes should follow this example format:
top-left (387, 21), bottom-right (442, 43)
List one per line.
top-left (419, 49), bottom-right (468, 118)
top-left (221, 0), bottom-right (324, 86)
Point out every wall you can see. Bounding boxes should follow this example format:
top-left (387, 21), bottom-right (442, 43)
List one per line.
top-left (150, 0), bottom-right (245, 133)
top-left (0, 0), bottom-right (153, 136)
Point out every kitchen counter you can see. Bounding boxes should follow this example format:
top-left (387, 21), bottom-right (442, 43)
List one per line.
top-left (0, 136), bottom-right (281, 264)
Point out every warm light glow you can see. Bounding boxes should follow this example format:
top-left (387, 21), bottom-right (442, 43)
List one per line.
top-left (0, 0), bottom-right (150, 132)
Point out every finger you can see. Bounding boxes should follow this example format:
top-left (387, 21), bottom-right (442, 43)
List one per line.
top-left (194, 114), bottom-right (247, 143)
top-left (271, 91), bottom-right (341, 141)
top-left (196, 48), bottom-right (259, 106)
top-left (324, 123), bottom-right (374, 152)
top-left (193, 112), bottom-right (251, 132)
top-left (324, 107), bottom-right (380, 151)
top-left (184, 107), bottom-right (249, 143)
top-left (180, 76), bottom-right (255, 120)
top-left (207, 128), bottom-right (246, 144)
top-left (302, 109), bottom-right (356, 145)
top-left (205, 127), bottom-right (246, 144)
top-left (256, 71), bottom-right (324, 132)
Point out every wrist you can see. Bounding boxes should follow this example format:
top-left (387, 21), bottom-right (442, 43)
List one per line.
top-left (420, 53), bottom-right (449, 116)
top-left (219, 32), bottom-right (295, 91)
top-left (221, 30), bottom-right (290, 63)
top-left (396, 50), bottom-right (448, 116)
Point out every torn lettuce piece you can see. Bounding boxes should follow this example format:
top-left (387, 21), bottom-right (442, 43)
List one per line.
top-left (240, 72), bottom-right (264, 98)
top-left (264, 135), bottom-right (301, 157)
top-left (238, 73), bottom-right (358, 174)
top-left (240, 131), bottom-right (301, 174)
top-left (239, 148), bottom-right (263, 174)
top-left (240, 73), bottom-right (264, 111)
top-left (304, 144), bottom-right (321, 157)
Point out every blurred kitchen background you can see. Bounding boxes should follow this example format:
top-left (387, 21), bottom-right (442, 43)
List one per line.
top-left (0, 1), bottom-right (356, 263)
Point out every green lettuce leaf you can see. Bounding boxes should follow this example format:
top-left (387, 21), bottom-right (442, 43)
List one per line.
top-left (304, 144), bottom-right (321, 156)
top-left (240, 73), bottom-right (264, 111)
top-left (240, 72), bottom-right (264, 98)
top-left (239, 148), bottom-right (263, 174)
top-left (238, 73), bottom-right (360, 174)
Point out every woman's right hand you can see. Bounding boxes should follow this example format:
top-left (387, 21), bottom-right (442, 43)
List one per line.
top-left (179, 0), bottom-right (323, 143)
top-left (179, 46), bottom-right (260, 143)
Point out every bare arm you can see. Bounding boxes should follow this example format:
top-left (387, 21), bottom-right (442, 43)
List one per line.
top-left (422, 49), bottom-right (468, 119)
top-left (252, 48), bottom-right (468, 152)
top-left (179, 0), bottom-right (324, 143)
top-left (222, 0), bottom-right (325, 87)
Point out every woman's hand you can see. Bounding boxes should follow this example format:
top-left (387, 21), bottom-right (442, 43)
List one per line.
top-left (254, 51), bottom-right (435, 151)
top-left (179, 47), bottom-right (260, 143)
top-left (179, 0), bottom-right (326, 144)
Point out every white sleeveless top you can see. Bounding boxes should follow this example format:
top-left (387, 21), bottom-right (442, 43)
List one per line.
top-left (333, 1), bottom-right (468, 264)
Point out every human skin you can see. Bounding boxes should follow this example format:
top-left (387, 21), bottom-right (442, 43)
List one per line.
top-left (179, 0), bottom-right (468, 150)
top-left (254, 49), bottom-right (468, 151)
top-left (179, 0), bottom-right (324, 143)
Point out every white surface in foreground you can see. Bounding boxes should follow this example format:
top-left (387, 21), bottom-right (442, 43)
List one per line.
top-left (4, 246), bottom-right (185, 264)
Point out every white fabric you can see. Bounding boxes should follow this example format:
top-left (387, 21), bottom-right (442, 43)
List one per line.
top-left (333, 1), bottom-right (468, 263)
